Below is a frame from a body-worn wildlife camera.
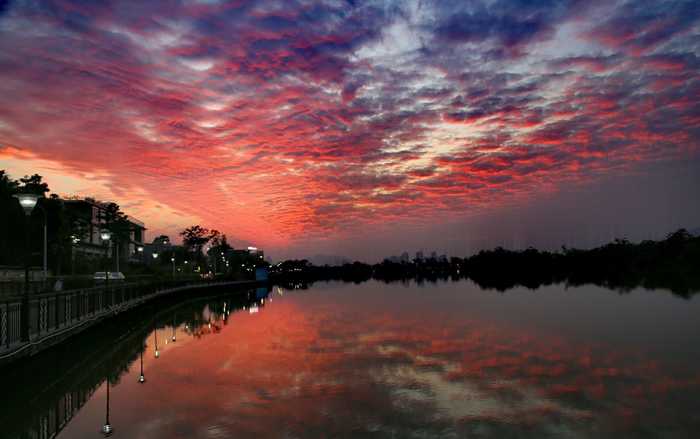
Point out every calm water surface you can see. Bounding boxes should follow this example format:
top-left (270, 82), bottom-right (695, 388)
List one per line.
top-left (3, 280), bottom-right (700, 438)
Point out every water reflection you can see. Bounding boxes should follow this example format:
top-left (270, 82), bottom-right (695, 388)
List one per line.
top-left (0, 286), bottom-right (271, 439)
top-left (1, 281), bottom-right (700, 438)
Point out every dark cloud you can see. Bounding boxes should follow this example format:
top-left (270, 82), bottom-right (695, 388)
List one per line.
top-left (587, 0), bottom-right (699, 54)
top-left (431, 0), bottom-right (584, 56)
top-left (0, 0), bottom-right (12, 17)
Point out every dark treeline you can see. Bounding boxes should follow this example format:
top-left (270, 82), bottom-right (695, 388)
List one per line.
top-left (271, 229), bottom-right (700, 297)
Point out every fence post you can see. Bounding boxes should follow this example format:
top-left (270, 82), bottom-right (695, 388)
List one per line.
top-left (55, 293), bottom-right (59, 330)
top-left (35, 298), bottom-right (40, 338)
top-left (3, 301), bottom-right (8, 349)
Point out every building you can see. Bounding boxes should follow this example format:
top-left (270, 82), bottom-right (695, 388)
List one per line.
top-left (246, 246), bottom-right (265, 261)
top-left (64, 198), bottom-right (146, 264)
top-left (142, 235), bottom-right (187, 265)
top-left (225, 247), bottom-right (266, 274)
top-left (143, 235), bottom-right (170, 262)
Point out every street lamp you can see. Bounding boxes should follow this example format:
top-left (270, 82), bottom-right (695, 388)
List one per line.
top-left (101, 230), bottom-right (111, 291)
top-left (13, 192), bottom-right (42, 342)
top-left (14, 193), bottom-right (40, 215)
top-left (136, 245), bottom-right (144, 264)
top-left (171, 257), bottom-right (176, 278)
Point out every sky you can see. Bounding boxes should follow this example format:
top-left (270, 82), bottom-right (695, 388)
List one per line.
top-left (0, 0), bottom-right (699, 261)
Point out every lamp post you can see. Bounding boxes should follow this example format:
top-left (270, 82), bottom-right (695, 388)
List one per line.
top-left (101, 230), bottom-right (112, 293)
top-left (13, 192), bottom-right (41, 342)
top-left (171, 257), bottom-right (176, 278)
top-left (71, 234), bottom-right (80, 275)
top-left (37, 205), bottom-right (48, 280)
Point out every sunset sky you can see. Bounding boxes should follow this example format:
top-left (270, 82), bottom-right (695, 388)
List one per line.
top-left (1, 0), bottom-right (699, 261)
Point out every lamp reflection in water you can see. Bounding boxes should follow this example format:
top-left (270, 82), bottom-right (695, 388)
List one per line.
top-left (154, 329), bottom-right (160, 358)
top-left (172, 314), bottom-right (177, 342)
top-left (101, 379), bottom-right (113, 436)
top-left (138, 348), bottom-right (146, 383)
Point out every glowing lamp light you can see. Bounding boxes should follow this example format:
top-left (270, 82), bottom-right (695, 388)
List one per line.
top-left (154, 349), bottom-right (160, 358)
top-left (137, 246), bottom-right (144, 252)
top-left (13, 193), bottom-right (41, 216)
top-left (152, 253), bottom-right (159, 259)
top-left (171, 257), bottom-right (175, 262)
top-left (138, 374), bottom-right (145, 384)
top-left (100, 230), bottom-right (112, 241)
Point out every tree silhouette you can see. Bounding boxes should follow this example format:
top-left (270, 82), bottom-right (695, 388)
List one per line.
top-left (180, 225), bottom-right (216, 260)
top-left (0, 170), bottom-right (23, 265)
top-left (19, 174), bottom-right (49, 195)
top-left (98, 202), bottom-right (133, 271)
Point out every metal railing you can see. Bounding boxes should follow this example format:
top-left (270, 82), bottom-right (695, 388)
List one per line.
top-left (0, 279), bottom-right (238, 359)
top-left (0, 274), bottom-right (201, 298)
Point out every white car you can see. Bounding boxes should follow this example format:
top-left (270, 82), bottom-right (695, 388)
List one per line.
top-left (94, 272), bottom-right (126, 281)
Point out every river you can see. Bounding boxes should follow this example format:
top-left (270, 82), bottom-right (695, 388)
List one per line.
top-left (2, 280), bottom-right (699, 438)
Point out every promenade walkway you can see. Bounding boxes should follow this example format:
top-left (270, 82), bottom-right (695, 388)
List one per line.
top-left (0, 278), bottom-right (255, 364)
